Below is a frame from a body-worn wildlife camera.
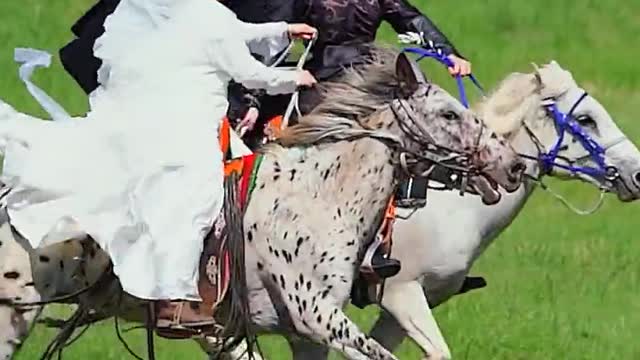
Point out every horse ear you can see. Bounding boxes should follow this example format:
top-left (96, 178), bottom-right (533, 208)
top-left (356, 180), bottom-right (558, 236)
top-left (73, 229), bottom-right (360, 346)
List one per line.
top-left (531, 62), bottom-right (543, 90)
top-left (396, 53), bottom-right (427, 97)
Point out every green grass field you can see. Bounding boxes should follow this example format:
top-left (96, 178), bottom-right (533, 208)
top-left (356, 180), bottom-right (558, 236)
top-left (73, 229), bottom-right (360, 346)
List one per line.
top-left (2, 0), bottom-right (640, 359)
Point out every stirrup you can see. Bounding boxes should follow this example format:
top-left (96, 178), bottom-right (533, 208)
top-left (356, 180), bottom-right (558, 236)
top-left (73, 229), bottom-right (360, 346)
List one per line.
top-left (154, 301), bottom-right (220, 339)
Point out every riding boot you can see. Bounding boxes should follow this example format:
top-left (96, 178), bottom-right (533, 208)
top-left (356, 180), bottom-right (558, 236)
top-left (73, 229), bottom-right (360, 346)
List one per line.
top-left (395, 176), bottom-right (428, 208)
top-left (370, 248), bottom-right (401, 279)
top-left (154, 300), bottom-right (217, 339)
top-left (456, 276), bottom-right (487, 295)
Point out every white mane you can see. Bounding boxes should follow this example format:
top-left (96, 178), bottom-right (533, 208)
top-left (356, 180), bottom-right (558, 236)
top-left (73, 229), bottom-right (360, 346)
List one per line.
top-left (475, 61), bottom-right (578, 135)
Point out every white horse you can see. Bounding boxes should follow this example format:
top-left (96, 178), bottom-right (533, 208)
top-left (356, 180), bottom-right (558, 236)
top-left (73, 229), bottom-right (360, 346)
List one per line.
top-left (286, 61), bottom-right (640, 359)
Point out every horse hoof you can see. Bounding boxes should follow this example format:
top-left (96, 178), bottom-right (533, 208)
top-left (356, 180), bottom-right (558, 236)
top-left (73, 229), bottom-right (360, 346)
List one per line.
top-left (456, 276), bottom-right (487, 295)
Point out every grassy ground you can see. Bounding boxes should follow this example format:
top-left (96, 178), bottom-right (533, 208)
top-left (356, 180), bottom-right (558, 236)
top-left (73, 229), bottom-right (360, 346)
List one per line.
top-left (2, 0), bottom-right (640, 359)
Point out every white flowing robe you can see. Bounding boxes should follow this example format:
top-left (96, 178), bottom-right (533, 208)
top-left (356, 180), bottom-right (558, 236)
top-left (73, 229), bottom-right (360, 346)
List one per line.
top-left (0, 0), bottom-right (298, 301)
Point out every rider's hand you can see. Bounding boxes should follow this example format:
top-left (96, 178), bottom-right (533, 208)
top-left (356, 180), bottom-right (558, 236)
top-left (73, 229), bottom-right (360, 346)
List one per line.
top-left (296, 70), bottom-right (317, 88)
top-left (288, 24), bottom-right (317, 40)
top-left (237, 107), bottom-right (259, 137)
top-left (447, 54), bottom-right (472, 76)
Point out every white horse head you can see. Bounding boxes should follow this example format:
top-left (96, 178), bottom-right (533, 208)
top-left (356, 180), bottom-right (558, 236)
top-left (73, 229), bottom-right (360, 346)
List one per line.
top-left (478, 60), bottom-right (640, 201)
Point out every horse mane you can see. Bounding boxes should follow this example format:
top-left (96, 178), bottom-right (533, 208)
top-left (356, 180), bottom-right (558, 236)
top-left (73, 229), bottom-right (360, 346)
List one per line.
top-left (475, 61), bottom-right (577, 135)
top-left (276, 47), bottom-right (401, 147)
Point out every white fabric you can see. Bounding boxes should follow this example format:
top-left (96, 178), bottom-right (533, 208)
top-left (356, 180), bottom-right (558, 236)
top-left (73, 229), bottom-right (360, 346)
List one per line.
top-left (0, 0), bottom-right (298, 301)
top-left (14, 48), bottom-right (71, 122)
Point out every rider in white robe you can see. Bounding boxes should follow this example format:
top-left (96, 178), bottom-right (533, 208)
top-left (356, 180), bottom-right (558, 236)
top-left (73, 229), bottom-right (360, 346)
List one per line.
top-left (0, 0), bottom-right (315, 301)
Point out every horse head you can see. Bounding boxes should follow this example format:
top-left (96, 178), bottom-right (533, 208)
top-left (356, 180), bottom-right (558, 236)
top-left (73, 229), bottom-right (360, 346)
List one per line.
top-left (479, 61), bottom-right (640, 202)
top-left (284, 48), bottom-right (526, 205)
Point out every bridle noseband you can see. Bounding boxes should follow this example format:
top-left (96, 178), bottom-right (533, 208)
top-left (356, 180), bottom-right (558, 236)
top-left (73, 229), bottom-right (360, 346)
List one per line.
top-left (389, 90), bottom-right (486, 194)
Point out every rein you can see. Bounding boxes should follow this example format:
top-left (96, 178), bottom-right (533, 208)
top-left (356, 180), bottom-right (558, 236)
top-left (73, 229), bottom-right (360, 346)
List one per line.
top-left (281, 36), bottom-right (317, 129)
top-left (401, 46), bottom-right (485, 108)
top-left (398, 45), bottom-right (488, 192)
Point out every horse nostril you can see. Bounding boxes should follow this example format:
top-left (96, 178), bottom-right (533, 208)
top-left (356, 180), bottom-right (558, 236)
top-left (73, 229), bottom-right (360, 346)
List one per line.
top-left (509, 162), bottom-right (526, 179)
top-left (633, 171), bottom-right (640, 187)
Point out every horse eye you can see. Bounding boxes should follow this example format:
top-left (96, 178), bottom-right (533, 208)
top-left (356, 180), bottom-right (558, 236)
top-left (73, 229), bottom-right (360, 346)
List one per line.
top-left (575, 114), bottom-right (597, 128)
top-left (442, 111), bottom-right (460, 121)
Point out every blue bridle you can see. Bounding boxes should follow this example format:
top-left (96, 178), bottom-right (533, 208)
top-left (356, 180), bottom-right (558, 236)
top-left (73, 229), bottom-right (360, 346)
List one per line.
top-left (535, 93), bottom-right (618, 180)
top-left (403, 46), bottom-right (619, 182)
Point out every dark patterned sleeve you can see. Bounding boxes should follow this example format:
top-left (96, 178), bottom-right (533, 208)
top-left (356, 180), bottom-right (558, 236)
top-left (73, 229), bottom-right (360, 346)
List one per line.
top-left (227, 81), bottom-right (265, 124)
top-left (381, 0), bottom-right (462, 57)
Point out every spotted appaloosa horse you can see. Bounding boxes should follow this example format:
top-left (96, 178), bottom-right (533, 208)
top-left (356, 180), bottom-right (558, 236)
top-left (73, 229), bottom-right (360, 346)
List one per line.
top-left (0, 49), bottom-right (525, 360)
top-left (0, 209), bottom-right (41, 360)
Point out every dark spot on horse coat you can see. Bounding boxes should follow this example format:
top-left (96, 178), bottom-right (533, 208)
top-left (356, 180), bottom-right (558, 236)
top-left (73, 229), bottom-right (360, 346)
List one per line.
top-left (289, 169), bottom-right (297, 181)
top-left (247, 231), bottom-right (253, 242)
top-left (39, 255), bottom-right (50, 263)
top-left (279, 275), bottom-right (286, 289)
top-left (58, 261), bottom-right (64, 270)
top-left (321, 289), bottom-right (330, 299)
top-left (256, 262), bottom-right (264, 270)
top-left (273, 175), bottom-right (280, 181)
top-left (3, 271), bottom-right (20, 280)
top-left (282, 250), bottom-right (292, 264)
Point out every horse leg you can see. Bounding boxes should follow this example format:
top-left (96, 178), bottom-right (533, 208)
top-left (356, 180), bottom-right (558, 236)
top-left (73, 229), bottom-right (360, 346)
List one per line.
top-left (275, 278), bottom-right (397, 360)
top-left (369, 309), bottom-right (407, 351)
top-left (376, 280), bottom-right (451, 359)
top-left (288, 336), bottom-right (329, 360)
top-left (196, 337), bottom-right (263, 360)
top-left (0, 304), bottom-right (42, 360)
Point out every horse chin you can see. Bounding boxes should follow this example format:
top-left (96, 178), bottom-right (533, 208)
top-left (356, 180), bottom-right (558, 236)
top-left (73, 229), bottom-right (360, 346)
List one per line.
top-left (613, 176), bottom-right (640, 202)
top-left (471, 175), bottom-right (502, 205)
